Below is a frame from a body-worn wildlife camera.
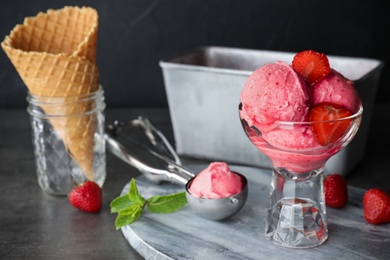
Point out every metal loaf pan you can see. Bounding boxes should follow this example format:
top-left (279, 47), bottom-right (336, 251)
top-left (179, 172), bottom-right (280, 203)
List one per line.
top-left (159, 46), bottom-right (384, 175)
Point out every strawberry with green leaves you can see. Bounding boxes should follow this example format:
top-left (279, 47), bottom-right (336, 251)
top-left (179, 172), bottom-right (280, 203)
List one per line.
top-left (309, 102), bottom-right (353, 146)
top-left (292, 50), bottom-right (331, 86)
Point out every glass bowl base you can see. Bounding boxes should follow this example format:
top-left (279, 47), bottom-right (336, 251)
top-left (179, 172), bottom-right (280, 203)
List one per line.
top-left (265, 197), bottom-right (328, 248)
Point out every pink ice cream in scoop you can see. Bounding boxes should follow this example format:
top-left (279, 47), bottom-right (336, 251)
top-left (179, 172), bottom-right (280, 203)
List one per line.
top-left (311, 69), bottom-right (362, 114)
top-left (188, 162), bottom-right (243, 199)
top-left (240, 61), bottom-right (310, 132)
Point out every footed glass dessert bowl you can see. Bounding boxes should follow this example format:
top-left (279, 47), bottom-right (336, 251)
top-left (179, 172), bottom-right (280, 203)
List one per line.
top-left (239, 103), bottom-right (363, 248)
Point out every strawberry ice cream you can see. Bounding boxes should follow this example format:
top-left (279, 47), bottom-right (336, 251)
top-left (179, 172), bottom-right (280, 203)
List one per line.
top-left (240, 61), bottom-right (310, 132)
top-left (239, 61), bottom-right (319, 152)
top-left (312, 69), bottom-right (362, 114)
top-left (188, 162), bottom-right (243, 199)
top-left (261, 126), bottom-right (318, 151)
top-left (239, 50), bottom-right (363, 173)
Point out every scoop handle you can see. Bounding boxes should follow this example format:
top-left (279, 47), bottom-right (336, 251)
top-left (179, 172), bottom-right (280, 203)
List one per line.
top-left (132, 116), bottom-right (182, 165)
top-left (105, 132), bottom-right (194, 185)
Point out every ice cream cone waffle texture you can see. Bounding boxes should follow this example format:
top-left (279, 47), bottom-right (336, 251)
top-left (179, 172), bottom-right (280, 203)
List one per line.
top-left (2, 6), bottom-right (101, 181)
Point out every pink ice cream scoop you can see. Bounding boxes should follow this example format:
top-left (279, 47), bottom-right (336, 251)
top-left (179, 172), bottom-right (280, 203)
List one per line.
top-left (186, 162), bottom-right (248, 220)
top-left (239, 61), bottom-right (310, 132)
top-left (311, 69), bottom-right (362, 113)
top-left (261, 125), bottom-right (319, 151)
top-left (188, 162), bottom-right (243, 199)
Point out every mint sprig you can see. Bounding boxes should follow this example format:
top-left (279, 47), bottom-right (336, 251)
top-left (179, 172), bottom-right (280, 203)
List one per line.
top-left (110, 178), bottom-right (188, 230)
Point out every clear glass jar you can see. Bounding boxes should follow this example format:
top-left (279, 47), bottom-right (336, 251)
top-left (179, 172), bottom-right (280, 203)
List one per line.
top-left (27, 87), bottom-right (106, 195)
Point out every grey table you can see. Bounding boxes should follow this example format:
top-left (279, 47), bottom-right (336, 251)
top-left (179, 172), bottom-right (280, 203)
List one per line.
top-left (0, 105), bottom-right (389, 259)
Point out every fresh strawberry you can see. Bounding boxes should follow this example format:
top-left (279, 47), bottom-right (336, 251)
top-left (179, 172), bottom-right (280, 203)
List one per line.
top-left (68, 181), bottom-right (102, 213)
top-left (292, 50), bottom-right (330, 86)
top-left (324, 173), bottom-right (348, 208)
top-left (310, 102), bottom-right (353, 146)
top-left (363, 188), bottom-right (390, 225)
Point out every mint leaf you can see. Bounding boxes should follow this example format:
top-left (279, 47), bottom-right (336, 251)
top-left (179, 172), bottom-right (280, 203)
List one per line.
top-left (110, 178), bottom-right (188, 229)
top-left (147, 192), bottom-right (187, 213)
top-left (128, 179), bottom-right (146, 205)
top-left (110, 194), bottom-right (136, 213)
top-left (115, 204), bottom-right (143, 230)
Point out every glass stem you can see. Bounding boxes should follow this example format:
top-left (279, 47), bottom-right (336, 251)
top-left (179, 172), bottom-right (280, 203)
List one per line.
top-left (265, 167), bottom-right (328, 248)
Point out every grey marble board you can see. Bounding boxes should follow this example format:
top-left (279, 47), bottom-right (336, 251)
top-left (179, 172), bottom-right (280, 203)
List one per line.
top-left (120, 165), bottom-right (390, 260)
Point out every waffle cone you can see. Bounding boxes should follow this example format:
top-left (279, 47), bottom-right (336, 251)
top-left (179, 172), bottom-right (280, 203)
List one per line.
top-left (1, 6), bottom-right (101, 180)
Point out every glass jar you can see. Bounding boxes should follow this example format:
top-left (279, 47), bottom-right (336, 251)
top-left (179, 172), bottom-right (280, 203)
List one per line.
top-left (27, 87), bottom-right (106, 195)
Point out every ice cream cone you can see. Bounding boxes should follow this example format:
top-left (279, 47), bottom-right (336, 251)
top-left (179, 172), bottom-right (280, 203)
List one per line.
top-left (1, 6), bottom-right (101, 181)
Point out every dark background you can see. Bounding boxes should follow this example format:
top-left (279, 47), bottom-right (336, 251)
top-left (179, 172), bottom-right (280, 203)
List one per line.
top-left (1, 0), bottom-right (389, 108)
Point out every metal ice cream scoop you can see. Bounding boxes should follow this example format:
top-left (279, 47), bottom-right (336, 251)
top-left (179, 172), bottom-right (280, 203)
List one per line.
top-left (104, 116), bottom-right (248, 220)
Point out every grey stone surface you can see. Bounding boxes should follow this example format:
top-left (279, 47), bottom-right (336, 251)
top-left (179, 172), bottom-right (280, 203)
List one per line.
top-left (0, 106), bottom-right (389, 259)
top-left (121, 165), bottom-right (390, 260)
